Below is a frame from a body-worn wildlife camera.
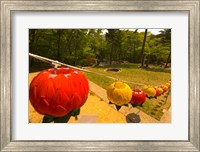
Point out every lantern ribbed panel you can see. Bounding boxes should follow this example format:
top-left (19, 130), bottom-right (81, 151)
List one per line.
top-left (29, 67), bottom-right (89, 117)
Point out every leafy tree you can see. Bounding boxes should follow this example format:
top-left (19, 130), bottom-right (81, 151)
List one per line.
top-left (160, 29), bottom-right (171, 68)
top-left (140, 29), bottom-right (148, 67)
top-left (105, 29), bottom-right (124, 64)
top-left (29, 28), bottom-right (171, 71)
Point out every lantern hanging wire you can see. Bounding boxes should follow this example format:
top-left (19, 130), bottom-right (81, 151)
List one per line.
top-left (29, 53), bottom-right (145, 86)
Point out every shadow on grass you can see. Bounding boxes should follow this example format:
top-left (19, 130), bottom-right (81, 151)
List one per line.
top-left (126, 113), bottom-right (141, 123)
top-left (95, 63), bottom-right (171, 74)
top-left (94, 63), bottom-right (139, 69)
top-left (143, 67), bottom-right (171, 74)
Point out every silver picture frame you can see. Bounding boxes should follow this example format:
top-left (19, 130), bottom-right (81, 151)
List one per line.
top-left (1, 0), bottom-right (199, 151)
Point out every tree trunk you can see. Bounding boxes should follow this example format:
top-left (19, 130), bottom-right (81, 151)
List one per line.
top-left (134, 29), bottom-right (138, 33)
top-left (109, 43), bottom-right (113, 65)
top-left (140, 29), bottom-right (148, 67)
top-left (164, 51), bottom-right (171, 68)
top-left (118, 49), bottom-right (122, 64)
top-left (64, 30), bottom-right (74, 54)
top-left (57, 30), bottom-right (61, 61)
top-left (132, 44), bottom-right (136, 62)
top-left (29, 29), bottom-right (36, 67)
top-left (109, 52), bottom-right (112, 65)
top-left (145, 54), bottom-right (150, 68)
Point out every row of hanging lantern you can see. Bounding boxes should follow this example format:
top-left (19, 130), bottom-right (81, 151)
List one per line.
top-left (106, 80), bottom-right (171, 110)
top-left (29, 53), bottom-right (171, 122)
top-left (30, 66), bottom-right (171, 122)
top-left (142, 81), bottom-right (171, 98)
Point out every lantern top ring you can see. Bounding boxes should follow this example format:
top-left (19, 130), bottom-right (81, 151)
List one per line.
top-left (52, 61), bottom-right (60, 69)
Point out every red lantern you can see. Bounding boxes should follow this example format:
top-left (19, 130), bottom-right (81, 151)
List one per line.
top-left (155, 87), bottom-right (160, 96)
top-left (161, 85), bottom-right (168, 93)
top-left (29, 67), bottom-right (89, 117)
top-left (130, 89), bottom-right (146, 106)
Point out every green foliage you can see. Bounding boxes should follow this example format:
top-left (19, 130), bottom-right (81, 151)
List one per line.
top-left (29, 29), bottom-right (171, 71)
top-left (85, 63), bottom-right (170, 89)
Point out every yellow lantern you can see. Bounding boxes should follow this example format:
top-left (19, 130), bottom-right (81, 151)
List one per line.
top-left (142, 85), bottom-right (149, 93)
top-left (107, 81), bottom-right (132, 106)
top-left (157, 87), bottom-right (164, 94)
top-left (145, 87), bottom-right (156, 97)
top-left (161, 85), bottom-right (169, 92)
top-left (165, 82), bottom-right (171, 88)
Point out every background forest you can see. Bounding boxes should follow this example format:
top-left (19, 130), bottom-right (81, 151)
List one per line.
top-left (29, 29), bottom-right (171, 71)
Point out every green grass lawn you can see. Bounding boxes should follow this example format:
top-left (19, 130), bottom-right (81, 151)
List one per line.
top-left (84, 63), bottom-right (171, 121)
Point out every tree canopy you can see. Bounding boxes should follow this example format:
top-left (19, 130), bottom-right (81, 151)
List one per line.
top-left (29, 29), bottom-right (171, 69)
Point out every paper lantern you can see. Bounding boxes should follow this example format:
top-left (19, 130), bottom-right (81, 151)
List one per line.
top-left (107, 81), bottom-right (132, 106)
top-left (29, 67), bottom-right (89, 117)
top-left (131, 89), bottom-right (146, 105)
